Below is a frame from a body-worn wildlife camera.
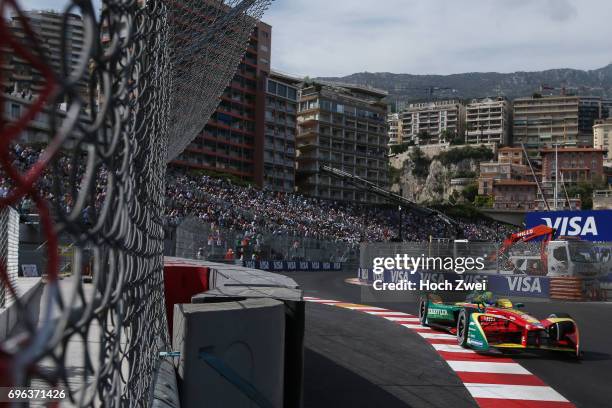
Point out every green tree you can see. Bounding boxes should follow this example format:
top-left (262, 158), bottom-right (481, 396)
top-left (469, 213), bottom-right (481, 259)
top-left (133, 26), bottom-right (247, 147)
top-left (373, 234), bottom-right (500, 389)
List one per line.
top-left (436, 145), bottom-right (494, 166)
top-left (565, 179), bottom-right (608, 210)
top-left (474, 195), bottom-right (494, 208)
top-left (409, 146), bottom-right (431, 178)
top-left (390, 141), bottom-right (414, 155)
top-left (461, 182), bottom-right (479, 203)
top-left (417, 130), bottom-right (431, 145)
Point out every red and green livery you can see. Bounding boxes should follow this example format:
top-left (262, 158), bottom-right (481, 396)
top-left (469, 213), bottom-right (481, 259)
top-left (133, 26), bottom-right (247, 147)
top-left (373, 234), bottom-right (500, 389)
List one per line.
top-left (418, 292), bottom-right (580, 357)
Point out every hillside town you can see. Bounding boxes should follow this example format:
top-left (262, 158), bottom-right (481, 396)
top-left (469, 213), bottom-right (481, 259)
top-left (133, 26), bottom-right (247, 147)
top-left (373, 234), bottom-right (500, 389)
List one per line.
top-left (3, 9), bottom-right (612, 236)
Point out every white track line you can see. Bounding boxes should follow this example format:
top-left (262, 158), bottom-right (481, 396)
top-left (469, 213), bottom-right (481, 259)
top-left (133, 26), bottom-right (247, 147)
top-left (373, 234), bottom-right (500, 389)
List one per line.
top-left (344, 306), bottom-right (387, 311)
top-left (365, 311), bottom-right (413, 316)
top-left (417, 332), bottom-right (457, 340)
top-left (400, 323), bottom-right (428, 329)
top-left (382, 317), bottom-right (419, 323)
top-left (431, 343), bottom-right (476, 353)
top-left (465, 383), bottom-right (569, 402)
top-left (447, 361), bottom-right (531, 375)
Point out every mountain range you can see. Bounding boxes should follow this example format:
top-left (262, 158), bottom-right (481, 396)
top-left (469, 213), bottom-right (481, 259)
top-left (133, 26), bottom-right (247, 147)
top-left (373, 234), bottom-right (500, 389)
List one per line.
top-left (316, 64), bottom-right (612, 108)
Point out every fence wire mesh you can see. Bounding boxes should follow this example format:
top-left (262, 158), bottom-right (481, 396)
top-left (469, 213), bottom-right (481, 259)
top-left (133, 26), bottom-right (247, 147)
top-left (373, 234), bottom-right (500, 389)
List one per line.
top-left (0, 207), bottom-right (19, 308)
top-left (0, 0), bottom-right (271, 406)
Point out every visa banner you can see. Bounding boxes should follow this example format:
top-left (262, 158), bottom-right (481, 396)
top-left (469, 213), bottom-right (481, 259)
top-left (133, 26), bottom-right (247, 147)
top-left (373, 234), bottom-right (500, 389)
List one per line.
top-left (243, 260), bottom-right (342, 271)
top-left (372, 268), bottom-right (550, 298)
top-left (525, 210), bottom-right (612, 242)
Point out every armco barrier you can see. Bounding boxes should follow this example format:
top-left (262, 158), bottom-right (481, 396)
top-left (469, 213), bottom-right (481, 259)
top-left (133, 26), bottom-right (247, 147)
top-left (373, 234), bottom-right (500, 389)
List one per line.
top-left (549, 277), bottom-right (584, 301)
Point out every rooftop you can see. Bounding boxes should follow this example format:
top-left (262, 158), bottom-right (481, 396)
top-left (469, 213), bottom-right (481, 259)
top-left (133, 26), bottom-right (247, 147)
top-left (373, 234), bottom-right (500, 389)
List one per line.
top-left (493, 180), bottom-right (537, 186)
top-left (540, 147), bottom-right (607, 153)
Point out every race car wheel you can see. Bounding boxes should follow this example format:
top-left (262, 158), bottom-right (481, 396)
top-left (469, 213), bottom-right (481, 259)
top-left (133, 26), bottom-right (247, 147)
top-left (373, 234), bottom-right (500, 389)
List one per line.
top-left (457, 309), bottom-right (469, 347)
top-left (418, 297), bottom-right (429, 326)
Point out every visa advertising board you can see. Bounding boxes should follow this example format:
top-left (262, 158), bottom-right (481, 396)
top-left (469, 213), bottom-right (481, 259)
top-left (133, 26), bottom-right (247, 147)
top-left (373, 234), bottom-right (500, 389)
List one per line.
top-left (360, 268), bottom-right (550, 298)
top-left (525, 210), bottom-right (612, 242)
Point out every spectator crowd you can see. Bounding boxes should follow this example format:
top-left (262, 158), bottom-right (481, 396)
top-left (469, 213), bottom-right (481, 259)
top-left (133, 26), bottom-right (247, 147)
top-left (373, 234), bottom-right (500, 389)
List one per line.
top-left (2, 145), bottom-right (514, 244)
top-left (165, 169), bottom-right (514, 244)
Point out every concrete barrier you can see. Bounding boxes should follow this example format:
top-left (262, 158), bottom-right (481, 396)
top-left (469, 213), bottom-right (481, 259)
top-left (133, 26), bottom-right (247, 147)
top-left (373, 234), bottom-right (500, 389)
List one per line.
top-left (173, 299), bottom-right (285, 408)
top-left (151, 357), bottom-right (181, 408)
top-left (164, 257), bottom-right (305, 407)
top-left (0, 277), bottom-right (43, 341)
top-left (192, 261), bottom-right (304, 408)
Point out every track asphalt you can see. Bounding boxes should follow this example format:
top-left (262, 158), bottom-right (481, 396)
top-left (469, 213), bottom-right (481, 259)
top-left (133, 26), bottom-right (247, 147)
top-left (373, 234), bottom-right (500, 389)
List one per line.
top-left (290, 270), bottom-right (612, 408)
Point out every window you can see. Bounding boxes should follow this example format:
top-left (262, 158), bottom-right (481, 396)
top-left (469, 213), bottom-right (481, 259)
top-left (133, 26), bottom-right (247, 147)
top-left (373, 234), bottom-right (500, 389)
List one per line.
top-left (278, 84), bottom-right (287, 98)
top-left (267, 80), bottom-right (276, 94)
top-left (11, 103), bottom-right (20, 118)
top-left (320, 100), bottom-right (331, 111)
top-left (287, 87), bottom-right (297, 101)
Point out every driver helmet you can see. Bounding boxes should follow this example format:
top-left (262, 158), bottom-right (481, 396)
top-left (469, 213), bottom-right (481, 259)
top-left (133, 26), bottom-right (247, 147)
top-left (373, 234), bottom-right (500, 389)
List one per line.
top-left (468, 290), bottom-right (495, 305)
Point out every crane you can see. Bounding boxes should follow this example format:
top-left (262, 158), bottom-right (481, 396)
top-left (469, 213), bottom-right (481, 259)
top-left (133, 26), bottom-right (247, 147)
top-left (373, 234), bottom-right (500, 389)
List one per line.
top-left (493, 225), bottom-right (555, 275)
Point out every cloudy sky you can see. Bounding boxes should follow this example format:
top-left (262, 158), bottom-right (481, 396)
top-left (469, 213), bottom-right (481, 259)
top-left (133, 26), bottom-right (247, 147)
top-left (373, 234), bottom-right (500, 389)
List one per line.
top-left (263, 0), bottom-right (612, 77)
top-left (16, 0), bottom-right (612, 77)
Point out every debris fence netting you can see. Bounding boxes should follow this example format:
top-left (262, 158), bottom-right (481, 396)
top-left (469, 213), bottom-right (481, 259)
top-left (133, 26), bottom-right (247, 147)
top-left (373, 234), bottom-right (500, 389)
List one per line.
top-left (0, 0), bottom-right (271, 405)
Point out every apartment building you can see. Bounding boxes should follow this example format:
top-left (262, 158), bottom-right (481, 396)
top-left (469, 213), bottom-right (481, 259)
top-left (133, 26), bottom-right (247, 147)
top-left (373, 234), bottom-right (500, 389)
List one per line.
top-left (263, 71), bottom-right (300, 192)
top-left (1, 10), bottom-right (86, 99)
top-left (465, 97), bottom-right (510, 146)
top-left (400, 100), bottom-right (465, 145)
top-left (497, 146), bottom-right (524, 165)
top-left (593, 119), bottom-right (612, 167)
top-left (512, 95), bottom-right (582, 148)
top-left (478, 148), bottom-right (531, 195)
top-left (491, 180), bottom-right (538, 211)
top-left (578, 97), bottom-right (608, 141)
top-left (540, 147), bottom-right (606, 184)
top-left (172, 22), bottom-right (272, 185)
top-left (296, 81), bottom-right (388, 203)
top-left (387, 113), bottom-right (402, 146)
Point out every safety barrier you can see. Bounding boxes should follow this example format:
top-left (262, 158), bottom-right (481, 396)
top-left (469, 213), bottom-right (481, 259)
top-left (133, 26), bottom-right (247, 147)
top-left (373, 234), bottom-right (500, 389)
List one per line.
top-left (163, 257), bottom-right (304, 407)
top-left (163, 260), bottom-right (210, 335)
top-left (243, 260), bottom-right (342, 272)
top-left (549, 277), bottom-right (584, 301)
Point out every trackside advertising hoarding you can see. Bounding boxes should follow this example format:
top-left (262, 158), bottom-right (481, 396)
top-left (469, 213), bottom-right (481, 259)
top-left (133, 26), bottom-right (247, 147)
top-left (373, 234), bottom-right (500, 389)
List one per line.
top-left (243, 260), bottom-right (342, 271)
top-left (360, 268), bottom-right (550, 298)
top-left (525, 210), bottom-right (612, 242)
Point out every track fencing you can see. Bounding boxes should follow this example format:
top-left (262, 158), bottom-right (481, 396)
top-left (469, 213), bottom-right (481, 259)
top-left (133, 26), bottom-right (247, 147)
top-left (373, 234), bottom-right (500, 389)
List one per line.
top-left (168, 216), bottom-right (358, 263)
top-left (0, 0), bottom-right (271, 406)
top-left (0, 207), bottom-right (19, 307)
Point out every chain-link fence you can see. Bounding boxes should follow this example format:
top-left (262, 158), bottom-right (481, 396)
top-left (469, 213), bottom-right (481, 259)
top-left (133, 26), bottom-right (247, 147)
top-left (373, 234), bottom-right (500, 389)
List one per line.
top-left (0, 0), bottom-right (271, 406)
top-left (0, 207), bottom-right (19, 308)
top-left (169, 216), bottom-right (358, 263)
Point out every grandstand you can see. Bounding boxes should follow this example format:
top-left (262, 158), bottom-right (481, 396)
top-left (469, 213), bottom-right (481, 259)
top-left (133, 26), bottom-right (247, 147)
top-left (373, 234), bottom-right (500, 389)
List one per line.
top-left (3, 145), bottom-right (514, 247)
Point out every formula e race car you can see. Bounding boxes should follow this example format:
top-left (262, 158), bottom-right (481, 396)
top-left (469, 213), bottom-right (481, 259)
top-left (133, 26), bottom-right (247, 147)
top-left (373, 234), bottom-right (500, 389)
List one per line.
top-left (418, 292), bottom-right (580, 357)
